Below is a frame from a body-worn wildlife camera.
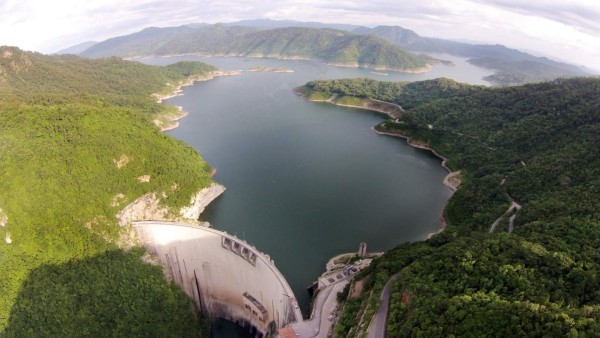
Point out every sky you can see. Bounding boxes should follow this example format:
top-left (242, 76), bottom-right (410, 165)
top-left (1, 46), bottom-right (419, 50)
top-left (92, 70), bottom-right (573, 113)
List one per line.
top-left (1, 0), bottom-right (599, 71)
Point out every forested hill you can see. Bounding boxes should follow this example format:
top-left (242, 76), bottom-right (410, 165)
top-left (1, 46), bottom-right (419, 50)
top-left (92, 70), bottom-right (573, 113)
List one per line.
top-left (354, 25), bottom-right (588, 85)
top-left (80, 25), bottom-right (438, 72)
top-left (0, 46), bottom-right (215, 336)
top-left (299, 77), bottom-right (600, 336)
top-left (74, 20), bottom-right (589, 84)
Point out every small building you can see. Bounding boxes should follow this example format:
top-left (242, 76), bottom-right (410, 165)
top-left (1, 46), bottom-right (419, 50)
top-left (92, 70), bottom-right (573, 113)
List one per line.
top-left (358, 242), bottom-right (367, 258)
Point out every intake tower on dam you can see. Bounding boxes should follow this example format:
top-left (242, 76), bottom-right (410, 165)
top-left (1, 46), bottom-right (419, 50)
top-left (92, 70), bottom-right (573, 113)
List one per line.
top-left (134, 221), bottom-right (303, 337)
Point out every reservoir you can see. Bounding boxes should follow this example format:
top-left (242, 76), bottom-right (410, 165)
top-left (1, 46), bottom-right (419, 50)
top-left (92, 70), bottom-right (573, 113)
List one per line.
top-left (141, 56), bottom-right (492, 334)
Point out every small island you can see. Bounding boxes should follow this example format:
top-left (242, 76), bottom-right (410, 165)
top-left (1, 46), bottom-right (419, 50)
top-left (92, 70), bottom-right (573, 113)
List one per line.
top-left (248, 66), bottom-right (294, 73)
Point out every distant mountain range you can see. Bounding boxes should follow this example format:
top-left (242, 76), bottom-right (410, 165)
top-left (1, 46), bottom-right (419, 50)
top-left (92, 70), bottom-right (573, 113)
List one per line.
top-left (55, 41), bottom-right (97, 55)
top-left (353, 25), bottom-right (588, 85)
top-left (80, 25), bottom-right (440, 72)
top-left (66, 19), bottom-right (589, 85)
top-left (220, 19), bottom-right (362, 31)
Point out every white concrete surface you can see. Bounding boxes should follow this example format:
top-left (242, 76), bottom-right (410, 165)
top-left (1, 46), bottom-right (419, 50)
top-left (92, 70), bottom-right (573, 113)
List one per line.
top-left (134, 221), bottom-right (302, 336)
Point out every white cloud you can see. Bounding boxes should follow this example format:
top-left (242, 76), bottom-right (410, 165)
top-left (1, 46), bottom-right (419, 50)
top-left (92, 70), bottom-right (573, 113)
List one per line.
top-left (0, 0), bottom-right (598, 70)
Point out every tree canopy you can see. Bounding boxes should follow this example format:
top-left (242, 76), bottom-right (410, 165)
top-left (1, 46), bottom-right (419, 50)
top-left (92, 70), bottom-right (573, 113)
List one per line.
top-left (301, 76), bottom-right (600, 337)
top-left (0, 47), bottom-right (215, 336)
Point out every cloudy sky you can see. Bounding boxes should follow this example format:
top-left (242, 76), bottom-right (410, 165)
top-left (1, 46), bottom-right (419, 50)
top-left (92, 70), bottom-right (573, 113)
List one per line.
top-left (1, 0), bottom-right (599, 71)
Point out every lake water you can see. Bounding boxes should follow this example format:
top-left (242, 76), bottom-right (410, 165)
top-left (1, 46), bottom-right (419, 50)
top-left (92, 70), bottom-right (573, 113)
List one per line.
top-left (140, 56), bottom-right (491, 335)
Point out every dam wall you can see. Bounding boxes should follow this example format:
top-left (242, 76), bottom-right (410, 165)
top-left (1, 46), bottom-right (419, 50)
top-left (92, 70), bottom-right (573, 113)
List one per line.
top-left (133, 221), bottom-right (302, 337)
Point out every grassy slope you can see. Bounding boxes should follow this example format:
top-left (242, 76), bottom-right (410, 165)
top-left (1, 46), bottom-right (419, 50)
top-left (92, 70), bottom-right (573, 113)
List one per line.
top-left (299, 77), bottom-right (600, 336)
top-left (0, 47), bottom-right (216, 335)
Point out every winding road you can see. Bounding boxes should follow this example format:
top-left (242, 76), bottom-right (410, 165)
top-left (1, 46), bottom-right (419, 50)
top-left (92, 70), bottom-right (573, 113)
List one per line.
top-left (367, 273), bottom-right (401, 338)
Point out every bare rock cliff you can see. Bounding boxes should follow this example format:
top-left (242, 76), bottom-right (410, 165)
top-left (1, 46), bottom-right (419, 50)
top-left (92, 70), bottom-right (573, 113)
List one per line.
top-left (116, 183), bottom-right (226, 226)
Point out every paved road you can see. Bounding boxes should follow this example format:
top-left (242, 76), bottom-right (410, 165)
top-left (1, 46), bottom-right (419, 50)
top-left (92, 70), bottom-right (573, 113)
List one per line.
top-left (489, 200), bottom-right (521, 233)
top-left (290, 278), bottom-right (349, 337)
top-left (367, 273), bottom-right (401, 338)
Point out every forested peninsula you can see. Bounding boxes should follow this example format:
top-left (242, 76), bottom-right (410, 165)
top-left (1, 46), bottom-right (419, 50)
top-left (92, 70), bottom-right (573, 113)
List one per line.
top-left (0, 46), bottom-right (219, 336)
top-left (298, 77), bottom-right (600, 336)
top-left (81, 26), bottom-right (439, 73)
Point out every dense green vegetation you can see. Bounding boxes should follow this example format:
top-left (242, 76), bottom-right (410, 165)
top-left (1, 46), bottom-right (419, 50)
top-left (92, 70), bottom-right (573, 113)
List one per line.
top-left (353, 25), bottom-right (588, 85)
top-left (222, 28), bottom-right (436, 71)
top-left (300, 77), bottom-right (600, 336)
top-left (77, 21), bottom-right (589, 84)
top-left (0, 46), bottom-right (216, 336)
top-left (80, 25), bottom-right (437, 72)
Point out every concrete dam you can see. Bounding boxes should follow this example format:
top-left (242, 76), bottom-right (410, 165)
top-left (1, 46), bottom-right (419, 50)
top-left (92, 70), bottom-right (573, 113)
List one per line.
top-left (133, 221), bottom-right (303, 337)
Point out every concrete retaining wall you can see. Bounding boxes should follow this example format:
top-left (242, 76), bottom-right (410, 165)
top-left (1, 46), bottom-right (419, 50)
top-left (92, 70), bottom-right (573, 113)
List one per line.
top-left (133, 221), bottom-right (302, 336)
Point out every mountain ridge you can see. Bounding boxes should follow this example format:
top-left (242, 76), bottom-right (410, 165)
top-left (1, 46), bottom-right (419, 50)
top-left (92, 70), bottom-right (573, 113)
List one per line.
top-left (355, 25), bottom-right (588, 85)
top-left (72, 20), bottom-right (588, 85)
top-left (81, 25), bottom-right (439, 72)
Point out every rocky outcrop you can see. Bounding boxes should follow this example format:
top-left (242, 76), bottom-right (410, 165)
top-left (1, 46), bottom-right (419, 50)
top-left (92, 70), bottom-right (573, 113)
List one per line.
top-left (2, 208), bottom-right (9, 244)
top-left (0, 207), bottom-right (7, 227)
top-left (114, 154), bottom-right (130, 169)
top-left (116, 192), bottom-right (171, 226)
top-left (180, 183), bottom-right (226, 219)
top-left (137, 175), bottom-right (151, 183)
top-left (153, 70), bottom-right (241, 103)
top-left (116, 183), bottom-right (226, 226)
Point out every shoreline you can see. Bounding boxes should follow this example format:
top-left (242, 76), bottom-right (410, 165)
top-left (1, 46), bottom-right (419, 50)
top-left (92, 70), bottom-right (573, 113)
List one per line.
top-left (154, 70), bottom-right (241, 104)
top-left (293, 89), bottom-right (404, 119)
top-left (129, 53), bottom-right (434, 74)
top-left (153, 70), bottom-right (241, 132)
top-left (155, 107), bottom-right (188, 132)
top-left (371, 126), bottom-right (460, 239)
top-left (297, 90), bottom-right (460, 238)
top-left (295, 89), bottom-right (460, 191)
top-left (371, 127), bottom-right (461, 191)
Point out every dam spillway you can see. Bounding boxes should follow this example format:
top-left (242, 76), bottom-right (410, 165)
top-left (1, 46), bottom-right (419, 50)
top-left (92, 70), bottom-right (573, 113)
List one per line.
top-left (133, 221), bottom-right (302, 337)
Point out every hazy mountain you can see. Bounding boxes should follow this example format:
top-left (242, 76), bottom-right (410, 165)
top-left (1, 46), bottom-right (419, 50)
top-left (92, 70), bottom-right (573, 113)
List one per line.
top-left (79, 21), bottom-right (588, 84)
top-left (355, 25), bottom-right (588, 85)
top-left (81, 25), bottom-right (198, 57)
top-left (54, 41), bottom-right (97, 55)
top-left (81, 25), bottom-right (438, 72)
top-left (222, 19), bottom-right (362, 31)
top-left (219, 27), bottom-right (437, 71)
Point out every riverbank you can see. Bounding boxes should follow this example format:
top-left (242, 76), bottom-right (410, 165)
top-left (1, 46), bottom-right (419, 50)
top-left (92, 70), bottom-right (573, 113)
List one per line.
top-left (370, 126), bottom-right (460, 239)
top-left (293, 89), bottom-right (404, 119)
top-left (152, 70), bottom-right (241, 132)
top-left (296, 88), bottom-right (461, 240)
top-left (130, 52), bottom-right (435, 74)
top-left (371, 127), bottom-right (461, 191)
top-left (133, 69), bottom-right (231, 229)
top-left (295, 88), bottom-right (459, 191)
top-left (154, 70), bottom-right (241, 103)
top-left (153, 106), bottom-right (188, 132)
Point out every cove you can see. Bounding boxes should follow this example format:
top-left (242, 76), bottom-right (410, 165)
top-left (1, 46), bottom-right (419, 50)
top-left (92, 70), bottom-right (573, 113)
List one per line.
top-left (140, 55), bottom-right (490, 331)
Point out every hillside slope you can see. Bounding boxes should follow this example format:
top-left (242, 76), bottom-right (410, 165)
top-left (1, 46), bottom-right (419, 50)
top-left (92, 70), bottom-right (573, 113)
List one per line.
top-left (0, 47), bottom-right (216, 336)
top-left (81, 25), bottom-right (438, 72)
top-left (221, 27), bottom-right (437, 71)
top-left (299, 77), bottom-right (600, 336)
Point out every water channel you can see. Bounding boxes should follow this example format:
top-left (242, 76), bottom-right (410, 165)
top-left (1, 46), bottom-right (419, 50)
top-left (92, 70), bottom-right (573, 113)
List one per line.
top-left (140, 55), bottom-right (493, 336)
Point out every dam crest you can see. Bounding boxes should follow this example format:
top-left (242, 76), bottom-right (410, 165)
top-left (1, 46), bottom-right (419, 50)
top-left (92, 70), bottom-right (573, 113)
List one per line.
top-left (133, 221), bottom-right (302, 337)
